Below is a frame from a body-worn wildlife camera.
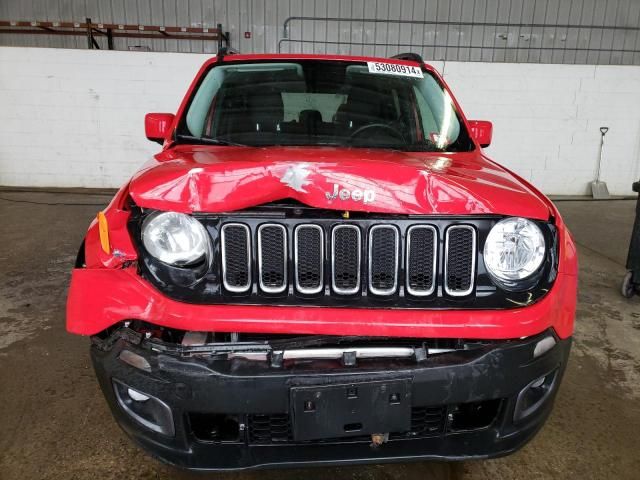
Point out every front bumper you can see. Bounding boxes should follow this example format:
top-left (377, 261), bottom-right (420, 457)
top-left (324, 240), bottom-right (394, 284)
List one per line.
top-left (67, 267), bottom-right (577, 339)
top-left (91, 329), bottom-right (571, 470)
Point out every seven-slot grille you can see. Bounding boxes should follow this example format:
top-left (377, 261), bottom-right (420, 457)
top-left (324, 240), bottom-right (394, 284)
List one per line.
top-left (220, 222), bottom-right (477, 297)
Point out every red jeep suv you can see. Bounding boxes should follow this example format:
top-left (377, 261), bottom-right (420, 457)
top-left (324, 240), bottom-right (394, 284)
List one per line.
top-left (67, 52), bottom-right (577, 470)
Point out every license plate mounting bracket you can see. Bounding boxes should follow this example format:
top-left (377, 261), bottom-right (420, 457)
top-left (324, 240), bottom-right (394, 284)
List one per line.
top-left (290, 378), bottom-right (412, 441)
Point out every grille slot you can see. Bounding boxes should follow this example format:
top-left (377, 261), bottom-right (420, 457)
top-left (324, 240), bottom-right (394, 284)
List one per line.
top-left (331, 225), bottom-right (362, 295)
top-left (294, 225), bottom-right (324, 294)
top-left (406, 225), bottom-right (437, 296)
top-left (221, 223), bottom-right (252, 293)
top-left (368, 225), bottom-right (399, 295)
top-left (257, 224), bottom-right (287, 293)
top-left (409, 406), bottom-right (446, 435)
top-left (248, 414), bottom-right (292, 443)
top-left (444, 225), bottom-right (476, 296)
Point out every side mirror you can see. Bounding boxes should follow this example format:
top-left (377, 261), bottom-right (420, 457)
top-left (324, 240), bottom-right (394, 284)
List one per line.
top-left (468, 120), bottom-right (493, 148)
top-left (145, 113), bottom-right (175, 144)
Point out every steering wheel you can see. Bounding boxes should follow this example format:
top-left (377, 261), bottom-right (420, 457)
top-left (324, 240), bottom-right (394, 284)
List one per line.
top-left (349, 123), bottom-right (405, 143)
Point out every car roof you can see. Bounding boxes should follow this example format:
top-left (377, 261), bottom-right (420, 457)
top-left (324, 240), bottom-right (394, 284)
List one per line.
top-left (205, 53), bottom-right (435, 72)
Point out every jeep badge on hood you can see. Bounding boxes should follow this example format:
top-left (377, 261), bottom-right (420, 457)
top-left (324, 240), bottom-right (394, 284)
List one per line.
top-left (325, 183), bottom-right (376, 204)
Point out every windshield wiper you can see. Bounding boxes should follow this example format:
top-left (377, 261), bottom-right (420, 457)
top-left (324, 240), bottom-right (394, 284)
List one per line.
top-left (175, 134), bottom-right (248, 147)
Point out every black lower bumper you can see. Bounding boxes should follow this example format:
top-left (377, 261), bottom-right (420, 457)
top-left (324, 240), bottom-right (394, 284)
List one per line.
top-left (90, 330), bottom-right (571, 471)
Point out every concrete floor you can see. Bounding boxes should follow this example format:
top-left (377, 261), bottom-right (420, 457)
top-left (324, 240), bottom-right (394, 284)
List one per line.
top-left (0, 191), bottom-right (639, 480)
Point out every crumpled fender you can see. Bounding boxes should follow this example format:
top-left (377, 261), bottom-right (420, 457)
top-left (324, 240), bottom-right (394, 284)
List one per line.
top-left (84, 183), bottom-right (137, 269)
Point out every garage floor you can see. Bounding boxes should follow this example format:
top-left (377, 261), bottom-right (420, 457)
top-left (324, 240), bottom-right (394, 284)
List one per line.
top-left (0, 191), bottom-right (639, 480)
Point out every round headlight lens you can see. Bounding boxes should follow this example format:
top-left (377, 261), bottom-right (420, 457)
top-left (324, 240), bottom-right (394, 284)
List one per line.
top-left (484, 217), bottom-right (546, 282)
top-left (142, 212), bottom-right (210, 266)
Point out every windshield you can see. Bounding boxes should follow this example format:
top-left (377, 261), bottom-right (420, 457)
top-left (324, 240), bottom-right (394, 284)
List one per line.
top-left (179, 60), bottom-right (474, 152)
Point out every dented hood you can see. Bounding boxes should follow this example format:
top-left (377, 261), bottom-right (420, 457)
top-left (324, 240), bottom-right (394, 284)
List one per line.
top-left (128, 146), bottom-right (551, 219)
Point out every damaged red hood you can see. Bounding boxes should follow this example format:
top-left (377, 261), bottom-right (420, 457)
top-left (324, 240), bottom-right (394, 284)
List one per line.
top-left (128, 146), bottom-right (551, 219)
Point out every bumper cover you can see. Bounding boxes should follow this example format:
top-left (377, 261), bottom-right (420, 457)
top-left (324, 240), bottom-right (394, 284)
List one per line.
top-left (91, 329), bottom-right (571, 470)
top-left (68, 267), bottom-right (577, 339)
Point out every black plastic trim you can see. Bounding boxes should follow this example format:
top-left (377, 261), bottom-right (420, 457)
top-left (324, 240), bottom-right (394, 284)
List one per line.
top-left (75, 239), bottom-right (86, 268)
top-left (90, 329), bottom-right (571, 470)
top-left (128, 207), bottom-right (559, 310)
top-left (390, 52), bottom-right (425, 64)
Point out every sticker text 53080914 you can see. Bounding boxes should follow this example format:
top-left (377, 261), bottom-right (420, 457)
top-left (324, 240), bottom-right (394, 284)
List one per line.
top-left (367, 61), bottom-right (424, 78)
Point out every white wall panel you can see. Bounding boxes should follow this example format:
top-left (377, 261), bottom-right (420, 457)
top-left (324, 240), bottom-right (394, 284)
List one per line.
top-left (1, 0), bottom-right (639, 65)
top-left (1, 46), bottom-right (639, 194)
top-left (444, 62), bottom-right (640, 196)
top-left (0, 47), bottom-right (208, 188)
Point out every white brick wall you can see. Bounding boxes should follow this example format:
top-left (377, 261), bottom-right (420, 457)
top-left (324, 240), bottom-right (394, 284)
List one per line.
top-left (0, 47), bottom-right (209, 188)
top-left (443, 62), bottom-right (640, 196)
top-left (1, 47), bottom-right (639, 194)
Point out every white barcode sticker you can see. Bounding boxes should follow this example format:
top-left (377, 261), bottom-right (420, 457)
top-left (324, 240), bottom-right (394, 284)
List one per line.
top-left (367, 61), bottom-right (424, 78)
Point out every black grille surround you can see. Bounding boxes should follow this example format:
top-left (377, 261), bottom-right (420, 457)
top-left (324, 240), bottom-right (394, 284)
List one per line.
top-left (129, 206), bottom-right (559, 310)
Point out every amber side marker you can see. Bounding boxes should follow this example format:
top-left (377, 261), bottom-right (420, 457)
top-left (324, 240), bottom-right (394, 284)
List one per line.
top-left (97, 211), bottom-right (110, 254)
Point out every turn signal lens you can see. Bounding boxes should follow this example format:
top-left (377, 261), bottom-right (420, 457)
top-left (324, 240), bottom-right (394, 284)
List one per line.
top-left (97, 211), bottom-right (110, 254)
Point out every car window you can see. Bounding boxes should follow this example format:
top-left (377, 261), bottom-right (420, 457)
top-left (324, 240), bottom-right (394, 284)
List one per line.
top-left (180, 60), bottom-right (473, 152)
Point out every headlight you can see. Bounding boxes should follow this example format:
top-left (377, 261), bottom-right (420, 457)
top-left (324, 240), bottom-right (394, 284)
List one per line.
top-left (142, 212), bottom-right (210, 266)
top-left (484, 217), bottom-right (546, 283)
